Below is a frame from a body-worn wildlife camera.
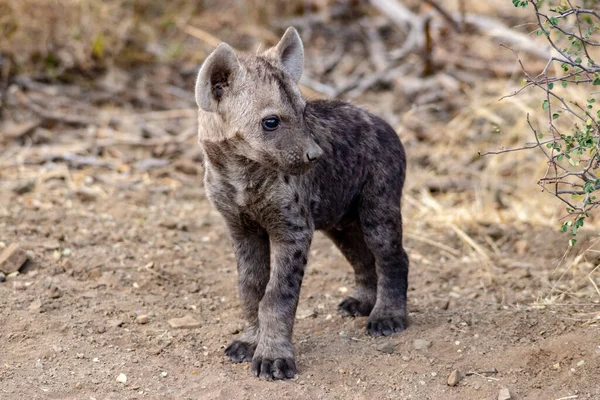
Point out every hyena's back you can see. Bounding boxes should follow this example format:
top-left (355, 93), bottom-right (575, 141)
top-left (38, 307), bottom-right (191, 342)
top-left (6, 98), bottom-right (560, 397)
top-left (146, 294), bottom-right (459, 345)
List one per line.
top-left (303, 99), bottom-right (407, 232)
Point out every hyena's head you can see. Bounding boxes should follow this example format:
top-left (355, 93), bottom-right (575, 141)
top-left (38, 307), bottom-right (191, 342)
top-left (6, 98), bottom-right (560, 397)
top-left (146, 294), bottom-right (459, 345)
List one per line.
top-left (195, 27), bottom-right (323, 175)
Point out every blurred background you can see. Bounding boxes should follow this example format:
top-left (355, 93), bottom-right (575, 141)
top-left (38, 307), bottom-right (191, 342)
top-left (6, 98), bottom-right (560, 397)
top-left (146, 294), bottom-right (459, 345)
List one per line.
top-left (1, 1), bottom-right (600, 398)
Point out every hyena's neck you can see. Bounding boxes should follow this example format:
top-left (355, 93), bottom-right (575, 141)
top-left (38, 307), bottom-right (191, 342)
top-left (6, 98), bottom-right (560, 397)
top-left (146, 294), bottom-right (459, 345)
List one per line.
top-left (201, 140), bottom-right (279, 208)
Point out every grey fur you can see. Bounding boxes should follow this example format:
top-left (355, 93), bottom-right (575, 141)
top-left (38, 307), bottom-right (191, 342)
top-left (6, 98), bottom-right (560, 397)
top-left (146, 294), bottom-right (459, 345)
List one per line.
top-left (196, 27), bottom-right (409, 381)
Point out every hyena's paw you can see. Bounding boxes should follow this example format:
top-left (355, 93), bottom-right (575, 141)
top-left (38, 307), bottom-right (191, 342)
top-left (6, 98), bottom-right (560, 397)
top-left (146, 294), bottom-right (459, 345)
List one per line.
top-left (225, 340), bottom-right (256, 363)
top-left (251, 356), bottom-right (297, 381)
top-left (338, 296), bottom-right (375, 317)
top-left (366, 307), bottom-right (407, 337)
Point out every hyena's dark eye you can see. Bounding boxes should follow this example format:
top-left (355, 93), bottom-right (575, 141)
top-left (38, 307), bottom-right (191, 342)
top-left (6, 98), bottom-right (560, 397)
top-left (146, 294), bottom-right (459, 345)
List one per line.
top-left (262, 116), bottom-right (280, 131)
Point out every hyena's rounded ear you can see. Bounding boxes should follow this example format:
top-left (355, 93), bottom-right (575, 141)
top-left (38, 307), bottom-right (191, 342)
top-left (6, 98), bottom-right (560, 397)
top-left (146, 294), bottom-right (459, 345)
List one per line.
top-left (195, 43), bottom-right (240, 112)
top-left (275, 27), bottom-right (304, 83)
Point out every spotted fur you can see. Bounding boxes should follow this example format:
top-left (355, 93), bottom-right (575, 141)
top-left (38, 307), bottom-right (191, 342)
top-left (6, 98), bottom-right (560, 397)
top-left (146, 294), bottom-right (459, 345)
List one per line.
top-left (196, 27), bottom-right (409, 381)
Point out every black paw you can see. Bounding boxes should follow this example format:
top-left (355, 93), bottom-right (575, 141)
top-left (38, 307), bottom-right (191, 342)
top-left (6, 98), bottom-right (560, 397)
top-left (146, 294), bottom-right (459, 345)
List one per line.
top-left (250, 357), bottom-right (297, 380)
top-left (338, 296), bottom-right (374, 317)
top-left (225, 340), bottom-right (256, 363)
top-left (366, 313), bottom-right (406, 337)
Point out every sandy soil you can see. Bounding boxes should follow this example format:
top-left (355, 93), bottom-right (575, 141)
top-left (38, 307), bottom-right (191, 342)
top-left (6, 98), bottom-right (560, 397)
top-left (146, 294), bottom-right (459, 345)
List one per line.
top-left (1, 175), bottom-right (599, 400)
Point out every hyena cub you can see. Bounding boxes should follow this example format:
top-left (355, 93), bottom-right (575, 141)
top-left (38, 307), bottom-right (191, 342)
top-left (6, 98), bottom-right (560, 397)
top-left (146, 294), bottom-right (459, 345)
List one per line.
top-left (195, 27), bottom-right (409, 380)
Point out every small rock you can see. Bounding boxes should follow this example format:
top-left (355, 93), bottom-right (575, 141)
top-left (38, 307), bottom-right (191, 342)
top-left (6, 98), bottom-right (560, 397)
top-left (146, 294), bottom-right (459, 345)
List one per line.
top-left (13, 179), bottom-right (36, 195)
top-left (498, 387), bottom-right (511, 400)
top-left (161, 371), bottom-right (168, 377)
top-left (159, 218), bottom-right (187, 231)
top-left (107, 319), bottom-right (124, 328)
top-left (75, 187), bottom-right (99, 202)
top-left (168, 315), bottom-right (201, 329)
top-left (296, 308), bottom-right (317, 320)
top-left (0, 272), bottom-right (5, 282)
top-left (413, 339), bottom-right (431, 350)
top-left (436, 298), bottom-right (450, 310)
top-left (48, 286), bottom-right (62, 299)
top-left (29, 299), bottom-right (42, 312)
top-left (401, 355), bottom-right (410, 361)
top-left (0, 243), bottom-right (29, 274)
top-left (135, 315), bottom-right (150, 324)
top-left (116, 373), bottom-right (127, 384)
top-left (447, 369), bottom-right (461, 386)
top-left (228, 323), bottom-right (242, 334)
top-left (377, 342), bottom-right (396, 354)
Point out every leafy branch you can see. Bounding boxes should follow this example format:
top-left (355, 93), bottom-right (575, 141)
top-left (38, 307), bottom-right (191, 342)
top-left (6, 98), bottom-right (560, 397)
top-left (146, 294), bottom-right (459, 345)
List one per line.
top-left (490, 0), bottom-right (600, 245)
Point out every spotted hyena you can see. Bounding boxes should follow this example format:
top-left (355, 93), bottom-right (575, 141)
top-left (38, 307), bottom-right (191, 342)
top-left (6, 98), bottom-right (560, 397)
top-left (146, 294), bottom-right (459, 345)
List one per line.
top-left (195, 27), bottom-right (409, 380)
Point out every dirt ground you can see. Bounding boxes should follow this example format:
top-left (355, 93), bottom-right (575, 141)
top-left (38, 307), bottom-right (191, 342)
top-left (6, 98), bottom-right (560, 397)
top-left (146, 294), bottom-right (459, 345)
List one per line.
top-left (1, 166), bottom-right (599, 400)
top-left (2, 1), bottom-right (600, 399)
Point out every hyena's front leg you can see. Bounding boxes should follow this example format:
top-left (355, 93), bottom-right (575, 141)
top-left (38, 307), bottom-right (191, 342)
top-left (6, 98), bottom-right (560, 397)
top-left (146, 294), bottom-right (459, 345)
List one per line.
top-left (224, 223), bottom-right (270, 363)
top-left (251, 229), bottom-right (312, 380)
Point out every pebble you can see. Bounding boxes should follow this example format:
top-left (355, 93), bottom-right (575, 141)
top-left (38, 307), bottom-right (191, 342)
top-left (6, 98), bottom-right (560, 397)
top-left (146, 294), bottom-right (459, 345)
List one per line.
top-left (447, 369), bottom-right (461, 386)
top-left (161, 371), bottom-right (168, 377)
top-left (498, 388), bottom-right (511, 400)
top-left (401, 355), bottom-right (410, 361)
top-left (48, 286), bottom-right (62, 299)
top-left (227, 323), bottom-right (242, 334)
top-left (107, 319), bottom-right (124, 328)
top-left (168, 315), bottom-right (201, 329)
top-left (0, 272), bottom-right (5, 282)
top-left (116, 373), bottom-right (127, 384)
top-left (29, 299), bottom-right (42, 312)
top-left (296, 309), bottom-right (317, 320)
top-left (135, 315), bottom-right (150, 324)
top-left (413, 339), bottom-right (431, 350)
top-left (0, 243), bottom-right (29, 274)
top-left (75, 187), bottom-right (99, 202)
top-left (377, 342), bottom-right (396, 354)
top-left (13, 179), bottom-right (36, 195)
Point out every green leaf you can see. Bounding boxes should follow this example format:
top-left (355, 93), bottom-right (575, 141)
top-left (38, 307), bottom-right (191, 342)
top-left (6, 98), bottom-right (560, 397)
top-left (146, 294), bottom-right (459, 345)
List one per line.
top-left (548, 82), bottom-right (554, 90)
top-left (542, 100), bottom-right (550, 110)
top-left (562, 81), bottom-right (568, 88)
top-left (92, 34), bottom-right (105, 59)
top-left (552, 113), bottom-right (560, 120)
top-left (569, 238), bottom-right (577, 246)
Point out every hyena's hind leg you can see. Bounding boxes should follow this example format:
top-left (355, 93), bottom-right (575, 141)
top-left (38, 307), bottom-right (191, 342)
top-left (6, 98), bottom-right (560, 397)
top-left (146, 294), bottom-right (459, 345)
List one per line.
top-left (224, 222), bottom-right (271, 363)
top-left (325, 222), bottom-right (377, 317)
top-left (358, 182), bottom-right (409, 337)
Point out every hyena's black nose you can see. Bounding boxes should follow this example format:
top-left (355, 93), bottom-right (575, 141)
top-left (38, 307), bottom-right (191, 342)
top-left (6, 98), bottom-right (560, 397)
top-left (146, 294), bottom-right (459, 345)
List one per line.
top-left (304, 142), bottom-right (323, 163)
